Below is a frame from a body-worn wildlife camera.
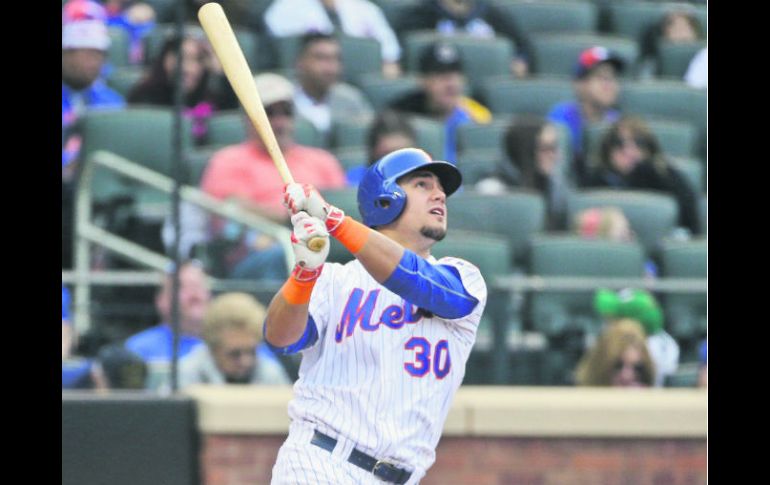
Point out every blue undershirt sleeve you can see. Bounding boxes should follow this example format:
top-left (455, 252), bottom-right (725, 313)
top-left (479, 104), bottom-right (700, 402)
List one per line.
top-left (382, 250), bottom-right (479, 319)
top-left (262, 315), bottom-right (319, 355)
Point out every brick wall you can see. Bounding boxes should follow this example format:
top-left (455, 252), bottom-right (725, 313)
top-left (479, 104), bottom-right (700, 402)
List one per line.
top-left (200, 434), bottom-right (706, 485)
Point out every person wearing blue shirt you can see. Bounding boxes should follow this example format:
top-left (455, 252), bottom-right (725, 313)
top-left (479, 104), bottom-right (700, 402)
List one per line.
top-left (389, 41), bottom-right (492, 165)
top-left (547, 46), bottom-right (624, 186)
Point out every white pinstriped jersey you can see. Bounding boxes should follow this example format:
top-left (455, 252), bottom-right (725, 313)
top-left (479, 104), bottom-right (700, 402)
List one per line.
top-left (286, 255), bottom-right (487, 475)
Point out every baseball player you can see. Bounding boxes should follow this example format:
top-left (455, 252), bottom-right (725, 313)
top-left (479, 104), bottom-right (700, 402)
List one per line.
top-left (264, 148), bottom-right (487, 484)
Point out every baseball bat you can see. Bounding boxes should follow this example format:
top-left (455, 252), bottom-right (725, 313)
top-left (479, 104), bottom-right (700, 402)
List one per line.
top-left (197, 2), bottom-right (326, 252)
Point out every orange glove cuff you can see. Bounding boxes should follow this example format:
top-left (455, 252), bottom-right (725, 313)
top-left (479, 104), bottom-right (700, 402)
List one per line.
top-left (280, 277), bottom-right (317, 305)
top-left (331, 216), bottom-right (370, 254)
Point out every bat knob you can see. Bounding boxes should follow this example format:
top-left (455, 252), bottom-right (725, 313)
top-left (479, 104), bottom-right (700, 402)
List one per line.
top-left (307, 236), bottom-right (327, 252)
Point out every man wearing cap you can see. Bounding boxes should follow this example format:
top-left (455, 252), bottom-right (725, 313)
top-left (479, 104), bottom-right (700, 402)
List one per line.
top-left (200, 73), bottom-right (346, 280)
top-left (62, 0), bottom-right (126, 270)
top-left (547, 46), bottom-right (625, 186)
top-left (389, 41), bottom-right (492, 165)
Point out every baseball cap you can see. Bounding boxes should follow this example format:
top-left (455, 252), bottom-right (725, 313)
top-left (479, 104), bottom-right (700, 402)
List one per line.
top-left (253, 73), bottom-right (295, 106)
top-left (62, 0), bottom-right (110, 51)
top-left (574, 46), bottom-right (624, 79)
top-left (419, 42), bottom-right (463, 75)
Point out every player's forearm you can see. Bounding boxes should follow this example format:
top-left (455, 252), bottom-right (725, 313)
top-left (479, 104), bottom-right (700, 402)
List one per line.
top-left (331, 216), bottom-right (403, 282)
top-left (264, 293), bottom-right (311, 348)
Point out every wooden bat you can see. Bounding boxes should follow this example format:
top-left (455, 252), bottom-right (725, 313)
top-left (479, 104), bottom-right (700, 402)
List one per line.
top-left (197, 2), bottom-right (326, 252)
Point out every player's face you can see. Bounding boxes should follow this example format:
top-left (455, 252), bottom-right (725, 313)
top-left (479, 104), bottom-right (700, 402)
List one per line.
top-left (212, 328), bottom-right (258, 383)
top-left (397, 171), bottom-right (447, 241)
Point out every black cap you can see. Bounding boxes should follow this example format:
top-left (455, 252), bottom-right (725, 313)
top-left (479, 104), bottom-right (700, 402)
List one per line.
top-left (419, 41), bottom-right (463, 74)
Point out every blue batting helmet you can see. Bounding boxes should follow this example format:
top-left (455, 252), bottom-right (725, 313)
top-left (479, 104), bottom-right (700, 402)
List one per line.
top-left (357, 148), bottom-right (462, 227)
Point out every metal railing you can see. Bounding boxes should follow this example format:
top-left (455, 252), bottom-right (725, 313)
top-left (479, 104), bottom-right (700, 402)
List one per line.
top-left (72, 150), bottom-right (293, 334)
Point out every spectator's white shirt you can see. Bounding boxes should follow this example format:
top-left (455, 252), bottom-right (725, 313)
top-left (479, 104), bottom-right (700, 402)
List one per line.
top-left (684, 47), bottom-right (707, 89)
top-left (647, 331), bottom-right (680, 387)
top-left (294, 87), bottom-right (333, 133)
top-left (265, 0), bottom-right (402, 62)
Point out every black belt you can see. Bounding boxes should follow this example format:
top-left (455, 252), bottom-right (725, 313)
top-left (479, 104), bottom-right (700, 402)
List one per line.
top-left (310, 430), bottom-right (412, 484)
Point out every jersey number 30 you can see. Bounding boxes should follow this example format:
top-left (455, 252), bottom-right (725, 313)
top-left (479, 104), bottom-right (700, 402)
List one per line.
top-left (404, 337), bottom-right (451, 379)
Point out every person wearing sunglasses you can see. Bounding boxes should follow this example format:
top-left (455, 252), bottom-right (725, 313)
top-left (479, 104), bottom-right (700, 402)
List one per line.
top-left (574, 318), bottom-right (655, 388)
top-left (586, 115), bottom-right (701, 236)
top-left (475, 115), bottom-right (571, 231)
top-left (179, 292), bottom-right (291, 387)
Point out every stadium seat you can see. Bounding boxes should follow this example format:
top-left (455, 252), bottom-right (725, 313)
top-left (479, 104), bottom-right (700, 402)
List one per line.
top-left (106, 66), bottom-right (145, 98)
top-left (359, 74), bottom-right (422, 112)
top-left (402, 31), bottom-right (514, 92)
top-left (669, 157), bottom-right (705, 195)
top-left (480, 76), bottom-right (574, 116)
top-left (331, 118), bottom-right (373, 151)
top-left (528, 235), bottom-right (645, 337)
top-left (206, 110), bottom-right (246, 147)
top-left (530, 33), bottom-right (638, 78)
top-left (80, 108), bottom-right (193, 207)
top-left (456, 120), bottom-right (510, 160)
top-left (658, 41), bottom-right (707, 80)
top-left (185, 147), bottom-right (218, 186)
top-left (107, 26), bottom-right (131, 68)
top-left (659, 238), bottom-right (707, 342)
top-left (331, 147), bottom-right (367, 172)
top-left (698, 196), bottom-right (707, 235)
top-left (619, 80), bottom-right (707, 161)
top-left (567, 189), bottom-right (678, 256)
top-left (495, 0), bottom-right (599, 35)
top-left (446, 189), bottom-right (546, 268)
top-left (455, 149), bottom-right (502, 186)
top-left (410, 116), bottom-right (446, 161)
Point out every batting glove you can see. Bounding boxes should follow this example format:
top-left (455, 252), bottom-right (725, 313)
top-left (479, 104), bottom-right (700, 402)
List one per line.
top-left (290, 211), bottom-right (330, 281)
top-left (283, 183), bottom-right (345, 233)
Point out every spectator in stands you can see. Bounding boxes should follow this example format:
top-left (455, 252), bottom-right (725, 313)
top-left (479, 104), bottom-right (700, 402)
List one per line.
top-left (574, 207), bottom-right (634, 243)
top-left (389, 41), bottom-right (491, 165)
top-left (684, 47), bottom-right (707, 89)
top-left (179, 293), bottom-right (291, 387)
top-left (103, 0), bottom-right (157, 65)
top-left (292, 32), bottom-right (373, 144)
top-left (399, 0), bottom-right (534, 78)
top-left (585, 115), bottom-right (701, 236)
top-left (62, 0), bottom-right (125, 269)
top-left (548, 46), bottom-right (624, 186)
top-left (475, 115), bottom-right (570, 231)
top-left (594, 288), bottom-right (680, 387)
top-left (123, 259), bottom-right (210, 390)
top-left (638, 8), bottom-right (704, 79)
top-left (200, 73), bottom-right (346, 279)
top-left (128, 34), bottom-right (238, 145)
top-left (575, 319), bottom-right (656, 388)
top-left (346, 110), bottom-right (418, 186)
top-left (264, 0), bottom-right (403, 79)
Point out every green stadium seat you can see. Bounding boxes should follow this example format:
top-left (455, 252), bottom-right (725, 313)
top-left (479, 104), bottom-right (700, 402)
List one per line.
top-left (403, 31), bottom-right (515, 92)
top-left (410, 116), bottom-right (446, 161)
top-left (657, 41), bottom-right (707, 80)
top-left (531, 33), bottom-right (638, 78)
top-left (698, 196), bottom-right (707, 235)
top-left (495, 0), bottom-right (599, 35)
top-left (80, 108), bottom-right (194, 209)
top-left (446, 189), bottom-right (546, 267)
top-left (107, 26), bottom-right (131, 68)
top-left (619, 80), bottom-right (707, 161)
top-left (659, 238), bottom-right (707, 341)
top-left (331, 118), bottom-right (373, 151)
top-left (480, 76), bottom-right (574, 116)
top-left (294, 116), bottom-right (326, 148)
top-left (455, 149), bottom-right (502, 186)
top-left (206, 111), bottom-right (246, 147)
top-left (332, 147), bottom-right (367, 172)
top-left (669, 157), bottom-right (705, 195)
top-left (185, 147), bottom-right (219, 186)
top-left (567, 189), bottom-right (678, 256)
top-left (528, 235), bottom-right (645, 336)
top-left (456, 120), bottom-right (510, 160)
top-left (107, 66), bottom-right (145, 98)
top-left (359, 74), bottom-right (422, 112)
